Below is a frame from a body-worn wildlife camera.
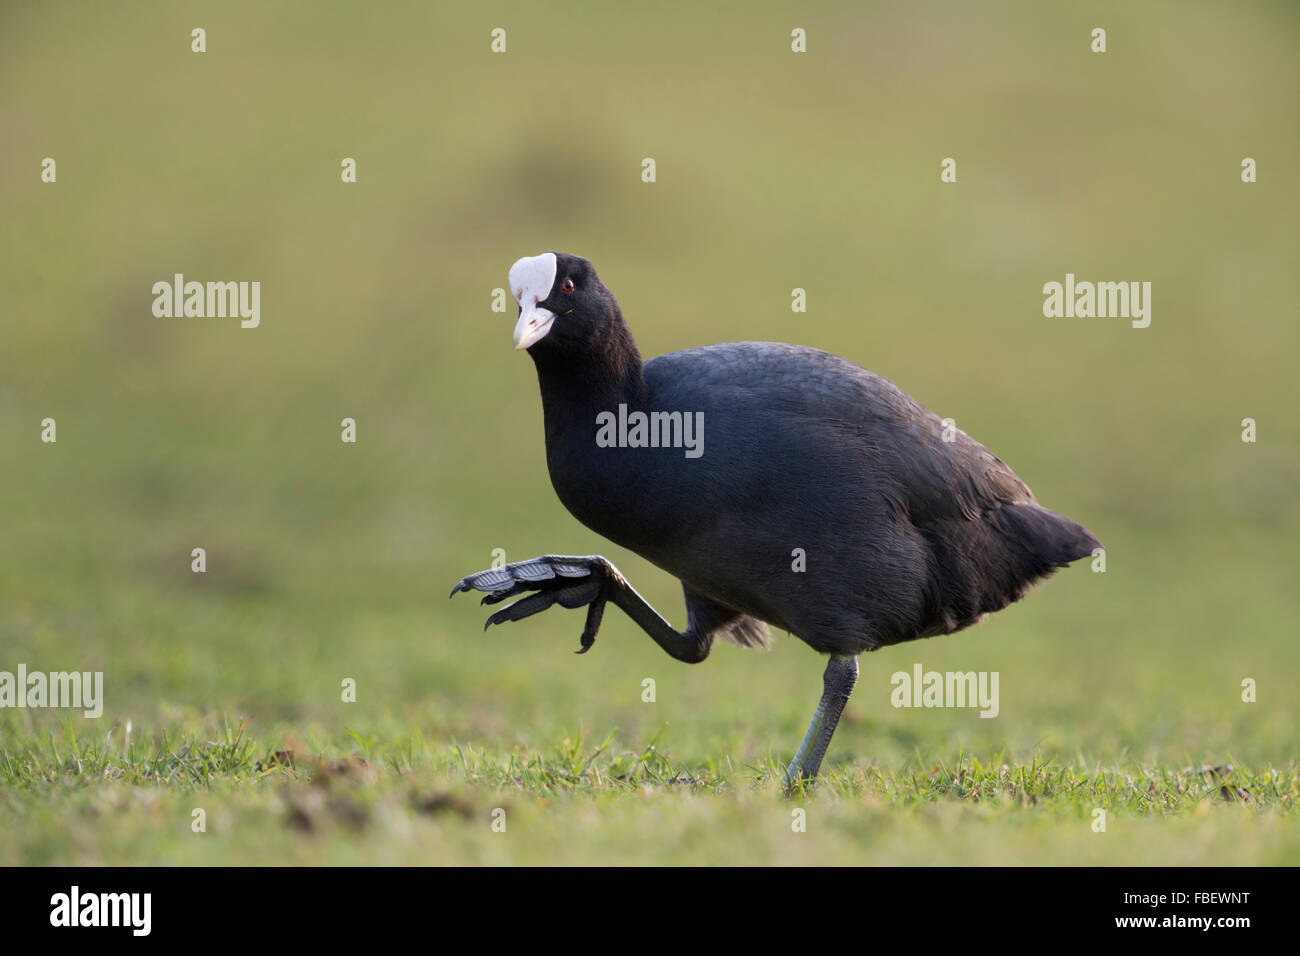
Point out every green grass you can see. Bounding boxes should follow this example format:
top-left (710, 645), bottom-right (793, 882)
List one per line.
top-left (4, 718), bottom-right (1297, 865)
top-left (2, 0), bottom-right (1298, 865)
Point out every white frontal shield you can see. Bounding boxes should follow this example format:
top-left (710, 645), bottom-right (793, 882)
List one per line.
top-left (509, 252), bottom-right (558, 350)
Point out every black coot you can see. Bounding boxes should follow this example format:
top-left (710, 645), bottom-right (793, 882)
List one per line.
top-left (453, 251), bottom-right (1099, 784)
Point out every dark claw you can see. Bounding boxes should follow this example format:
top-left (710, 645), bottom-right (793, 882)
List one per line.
top-left (483, 589), bottom-right (559, 630)
top-left (480, 581), bottom-right (535, 606)
top-left (576, 594), bottom-right (607, 654)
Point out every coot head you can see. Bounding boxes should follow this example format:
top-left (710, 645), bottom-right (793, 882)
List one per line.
top-left (508, 251), bottom-right (620, 354)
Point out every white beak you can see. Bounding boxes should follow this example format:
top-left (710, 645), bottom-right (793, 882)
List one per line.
top-left (509, 252), bottom-right (558, 350)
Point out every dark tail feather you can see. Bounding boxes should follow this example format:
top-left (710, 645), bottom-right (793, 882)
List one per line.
top-left (920, 503), bottom-right (1099, 637)
top-left (1002, 503), bottom-right (1101, 566)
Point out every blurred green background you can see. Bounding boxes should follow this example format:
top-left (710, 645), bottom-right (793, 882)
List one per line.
top-left (1, 0), bottom-right (1297, 864)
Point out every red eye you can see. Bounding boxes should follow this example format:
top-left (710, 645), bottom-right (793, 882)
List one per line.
top-left (561, 278), bottom-right (575, 293)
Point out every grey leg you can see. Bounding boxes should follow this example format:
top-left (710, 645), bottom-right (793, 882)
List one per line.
top-left (784, 654), bottom-right (859, 787)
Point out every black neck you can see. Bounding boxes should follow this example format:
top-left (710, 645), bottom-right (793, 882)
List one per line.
top-left (529, 313), bottom-right (649, 425)
top-left (527, 312), bottom-right (649, 540)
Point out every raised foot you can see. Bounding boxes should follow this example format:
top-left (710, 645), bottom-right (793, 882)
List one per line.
top-left (450, 555), bottom-right (612, 653)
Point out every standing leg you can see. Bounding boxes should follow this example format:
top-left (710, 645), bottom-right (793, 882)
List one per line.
top-left (784, 654), bottom-right (859, 787)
